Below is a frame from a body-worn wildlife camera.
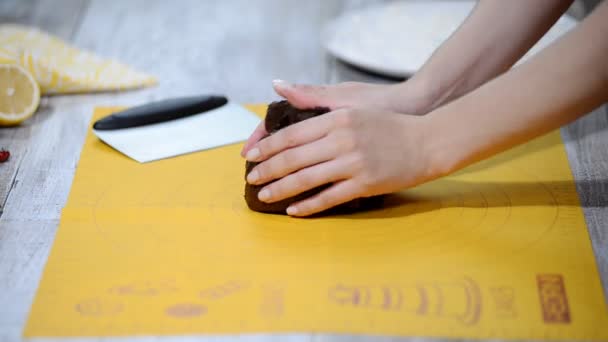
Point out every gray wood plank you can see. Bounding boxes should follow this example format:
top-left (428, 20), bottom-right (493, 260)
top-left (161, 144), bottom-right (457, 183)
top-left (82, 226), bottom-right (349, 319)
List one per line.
top-left (0, 0), bottom-right (38, 26)
top-left (0, 0), bottom-right (89, 214)
top-left (70, 0), bottom-right (333, 105)
top-left (562, 104), bottom-right (608, 300)
top-left (0, 219), bottom-right (58, 342)
top-left (0, 0), bottom-right (89, 40)
top-left (0, 2), bottom-right (95, 342)
top-left (0, 102), bottom-right (91, 221)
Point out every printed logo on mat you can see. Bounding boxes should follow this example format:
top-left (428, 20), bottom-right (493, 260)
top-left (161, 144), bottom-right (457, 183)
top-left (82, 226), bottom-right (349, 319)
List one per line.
top-left (537, 274), bottom-right (571, 324)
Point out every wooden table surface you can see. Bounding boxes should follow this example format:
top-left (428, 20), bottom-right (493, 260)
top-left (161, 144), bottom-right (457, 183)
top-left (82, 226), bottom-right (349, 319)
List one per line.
top-left (0, 1), bottom-right (606, 341)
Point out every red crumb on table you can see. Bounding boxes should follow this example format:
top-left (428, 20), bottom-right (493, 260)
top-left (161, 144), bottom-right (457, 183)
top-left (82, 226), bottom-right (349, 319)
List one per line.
top-left (0, 149), bottom-right (10, 163)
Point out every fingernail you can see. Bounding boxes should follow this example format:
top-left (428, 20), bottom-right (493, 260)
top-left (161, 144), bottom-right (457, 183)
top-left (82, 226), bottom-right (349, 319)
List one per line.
top-left (272, 79), bottom-right (290, 89)
top-left (245, 148), bottom-right (260, 161)
top-left (286, 206), bottom-right (298, 216)
top-left (247, 170), bottom-right (259, 183)
top-left (258, 189), bottom-right (271, 202)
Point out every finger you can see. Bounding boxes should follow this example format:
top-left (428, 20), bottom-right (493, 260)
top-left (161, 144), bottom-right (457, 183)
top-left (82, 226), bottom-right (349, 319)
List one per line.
top-left (245, 111), bottom-right (338, 162)
top-left (286, 180), bottom-right (361, 217)
top-left (273, 79), bottom-right (335, 110)
top-left (247, 135), bottom-right (338, 185)
top-left (241, 121), bottom-right (267, 157)
top-left (257, 158), bottom-right (350, 203)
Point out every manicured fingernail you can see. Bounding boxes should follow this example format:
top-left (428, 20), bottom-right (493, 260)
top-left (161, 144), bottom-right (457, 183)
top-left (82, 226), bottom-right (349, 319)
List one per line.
top-left (286, 206), bottom-right (298, 216)
top-left (245, 148), bottom-right (260, 161)
top-left (258, 189), bottom-right (271, 202)
top-left (273, 79), bottom-right (290, 89)
top-left (247, 170), bottom-right (259, 183)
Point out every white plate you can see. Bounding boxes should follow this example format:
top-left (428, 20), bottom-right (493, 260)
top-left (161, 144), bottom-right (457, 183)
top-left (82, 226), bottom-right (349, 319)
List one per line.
top-left (323, 1), bottom-right (578, 78)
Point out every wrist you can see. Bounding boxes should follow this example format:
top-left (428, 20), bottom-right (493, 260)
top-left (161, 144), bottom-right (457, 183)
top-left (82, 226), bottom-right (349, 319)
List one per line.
top-left (389, 74), bottom-right (445, 115)
top-left (419, 110), bottom-right (462, 180)
top-left (395, 62), bottom-right (482, 116)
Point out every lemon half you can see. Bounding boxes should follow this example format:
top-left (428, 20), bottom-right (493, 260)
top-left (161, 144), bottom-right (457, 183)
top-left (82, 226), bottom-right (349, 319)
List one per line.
top-left (0, 64), bottom-right (40, 126)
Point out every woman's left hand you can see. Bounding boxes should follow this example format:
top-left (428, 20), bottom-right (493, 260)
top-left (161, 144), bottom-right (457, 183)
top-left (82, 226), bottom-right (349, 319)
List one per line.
top-left (244, 107), bottom-right (440, 216)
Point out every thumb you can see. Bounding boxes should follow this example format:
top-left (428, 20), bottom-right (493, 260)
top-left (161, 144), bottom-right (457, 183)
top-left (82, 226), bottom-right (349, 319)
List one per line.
top-left (272, 79), bottom-right (334, 109)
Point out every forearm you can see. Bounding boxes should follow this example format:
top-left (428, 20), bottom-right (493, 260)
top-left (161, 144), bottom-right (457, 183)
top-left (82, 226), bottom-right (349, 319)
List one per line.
top-left (401, 0), bottom-right (573, 113)
top-left (425, 2), bottom-right (608, 176)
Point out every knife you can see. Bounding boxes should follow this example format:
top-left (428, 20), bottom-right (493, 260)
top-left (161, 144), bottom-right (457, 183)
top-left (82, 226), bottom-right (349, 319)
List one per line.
top-left (93, 95), bottom-right (228, 130)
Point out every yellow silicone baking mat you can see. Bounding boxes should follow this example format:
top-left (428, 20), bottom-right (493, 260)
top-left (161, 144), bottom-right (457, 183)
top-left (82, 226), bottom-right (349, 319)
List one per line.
top-left (24, 106), bottom-right (608, 340)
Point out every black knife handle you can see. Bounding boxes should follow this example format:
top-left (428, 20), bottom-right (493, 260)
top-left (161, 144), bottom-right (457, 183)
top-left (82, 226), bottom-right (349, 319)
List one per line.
top-left (93, 95), bottom-right (228, 130)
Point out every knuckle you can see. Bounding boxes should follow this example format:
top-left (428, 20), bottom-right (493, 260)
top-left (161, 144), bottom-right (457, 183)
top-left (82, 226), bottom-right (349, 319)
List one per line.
top-left (359, 172), bottom-right (376, 189)
top-left (294, 170), bottom-right (314, 187)
top-left (349, 152), bottom-right (366, 171)
top-left (264, 156), bottom-right (290, 181)
top-left (267, 181), bottom-right (285, 198)
top-left (294, 83), bottom-right (314, 91)
top-left (254, 164), bottom-right (268, 180)
top-left (333, 109), bottom-right (355, 128)
top-left (280, 150), bottom-right (298, 168)
top-left (338, 130), bottom-right (358, 152)
top-left (257, 139), bottom-right (270, 156)
top-left (315, 193), bottom-right (333, 210)
top-left (282, 129), bottom-right (300, 148)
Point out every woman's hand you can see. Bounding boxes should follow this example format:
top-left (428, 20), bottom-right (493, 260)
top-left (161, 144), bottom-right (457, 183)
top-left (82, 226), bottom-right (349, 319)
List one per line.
top-left (240, 79), bottom-right (432, 157)
top-left (270, 79), bottom-right (412, 113)
top-left (244, 107), bottom-right (441, 217)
